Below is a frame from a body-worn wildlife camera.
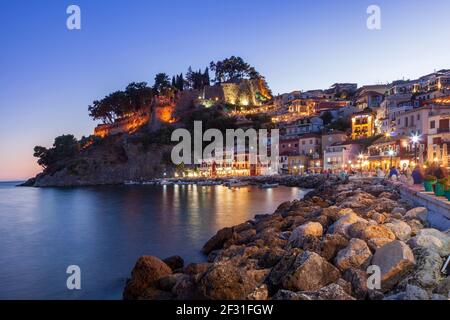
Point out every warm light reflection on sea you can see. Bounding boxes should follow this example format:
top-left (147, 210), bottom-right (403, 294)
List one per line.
top-left (0, 182), bottom-right (307, 299)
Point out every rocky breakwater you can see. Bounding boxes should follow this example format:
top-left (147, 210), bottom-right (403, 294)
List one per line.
top-left (123, 179), bottom-right (450, 300)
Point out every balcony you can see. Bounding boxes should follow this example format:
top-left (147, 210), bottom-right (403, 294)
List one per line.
top-left (438, 128), bottom-right (450, 133)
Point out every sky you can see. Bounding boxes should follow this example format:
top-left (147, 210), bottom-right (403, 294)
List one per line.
top-left (0, 0), bottom-right (449, 181)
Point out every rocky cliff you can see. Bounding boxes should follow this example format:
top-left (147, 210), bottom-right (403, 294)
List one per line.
top-left (23, 130), bottom-right (174, 187)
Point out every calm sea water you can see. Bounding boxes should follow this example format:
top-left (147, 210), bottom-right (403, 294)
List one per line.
top-left (0, 182), bottom-right (307, 300)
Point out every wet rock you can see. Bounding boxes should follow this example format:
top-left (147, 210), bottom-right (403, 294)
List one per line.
top-left (335, 238), bottom-right (372, 270)
top-left (385, 219), bottom-right (412, 241)
top-left (321, 234), bottom-right (349, 261)
top-left (281, 251), bottom-right (340, 292)
top-left (371, 240), bottom-right (416, 291)
top-left (163, 255), bottom-right (184, 271)
top-left (202, 227), bottom-right (233, 254)
top-left (123, 256), bottom-right (172, 300)
top-left (404, 207), bottom-right (428, 224)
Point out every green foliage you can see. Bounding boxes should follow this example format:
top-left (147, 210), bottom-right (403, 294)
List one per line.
top-left (209, 56), bottom-right (260, 84)
top-left (88, 82), bottom-right (153, 124)
top-left (186, 67), bottom-right (210, 90)
top-left (153, 73), bottom-right (171, 94)
top-left (33, 134), bottom-right (79, 169)
top-left (320, 111), bottom-right (334, 125)
top-left (326, 117), bottom-right (351, 131)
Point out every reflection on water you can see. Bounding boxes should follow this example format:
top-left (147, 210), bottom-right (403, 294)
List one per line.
top-left (0, 182), bottom-right (308, 299)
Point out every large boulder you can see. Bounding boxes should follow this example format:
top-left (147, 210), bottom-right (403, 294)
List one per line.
top-left (331, 212), bottom-right (366, 237)
top-left (404, 207), bottom-right (428, 224)
top-left (362, 225), bottom-right (396, 241)
top-left (407, 229), bottom-right (450, 257)
top-left (384, 219), bottom-right (412, 241)
top-left (371, 241), bottom-right (416, 291)
top-left (411, 247), bottom-right (443, 289)
top-left (321, 234), bottom-right (349, 261)
top-left (334, 238), bottom-right (372, 271)
top-left (198, 260), bottom-right (268, 300)
top-left (343, 268), bottom-right (369, 299)
top-left (202, 227), bottom-right (234, 254)
top-left (281, 251), bottom-right (340, 292)
top-left (289, 222), bottom-right (323, 245)
top-left (123, 256), bottom-right (172, 300)
top-left (163, 255), bottom-right (184, 271)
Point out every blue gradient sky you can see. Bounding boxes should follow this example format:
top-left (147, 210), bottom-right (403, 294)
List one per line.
top-left (1, 0), bottom-right (449, 180)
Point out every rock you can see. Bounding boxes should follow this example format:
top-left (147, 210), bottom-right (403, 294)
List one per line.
top-left (335, 238), bottom-right (372, 270)
top-left (265, 249), bottom-right (302, 292)
top-left (198, 261), bottom-right (268, 300)
top-left (184, 263), bottom-right (211, 275)
top-left (434, 276), bottom-right (450, 296)
top-left (369, 198), bottom-right (398, 213)
top-left (123, 256), bottom-right (172, 300)
top-left (158, 273), bottom-right (184, 292)
top-left (202, 227), bottom-right (233, 254)
top-left (431, 294), bottom-right (449, 300)
top-left (412, 247), bottom-right (443, 289)
top-left (257, 247), bottom-right (286, 268)
top-left (322, 206), bottom-right (340, 221)
top-left (370, 212), bottom-right (387, 224)
top-left (367, 238), bottom-right (395, 251)
top-left (343, 268), bottom-right (368, 299)
top-left (406, 219), bottom-right (423, 236)
top-left (275, 201), bottom-right (292, 215)
top-left (367, 290), bottom-right (385, 300)
top-left (371, 240), bottom-right (416, 291)
top-left (247, 284), bottom-right (269, 300)
top-left (163, 255), bottom-right (184, 271)
top-left (336, 278), bottom-right (352, 295)
top-left (347, 221), bottom-right (369, 239)
top-left (172, 274), bottom-right (203, 300)
top-left (408, 233), bottom-right (450, 257)
top-left (271, 290), bottom-right (304, 300)
top-left (289, 222), bottom-right (323, 244)
top-left (385, 220), bottom-right (412, 241)
top-left (331, 212), bottom-right (366, 237)
top-left (384, 292), bottom-right (406, 300)
top-left (392, 207), bottom-right (407, 215)
top-left (281, 251), bottom-right (340, 292)
top-left (405, 207), bottom-right (428, 224)
top-left (321, 234), bottom-right (349, 261)
top-left (299, 283), bottom-right (356, 300)
top-left (404, 284), bottom-right (429, 300)
top-left (362, 225), bottom-right (396, 241)
top-left (140, 287), bottom-right (174, 300)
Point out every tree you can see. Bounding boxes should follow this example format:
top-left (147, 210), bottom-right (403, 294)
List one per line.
top-left (153, 73), bottom-right (171, 94)
top-left (209, 56), bottom-right (260, 84)
top-left (320, 111), bottom-right (334, 125)
top-left (34, 134), bottom-right (79, 169)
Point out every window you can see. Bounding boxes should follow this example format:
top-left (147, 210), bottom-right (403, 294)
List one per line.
top-left (430, 121), bottom-right (435, 129)
top-left (417, 114), bottom-right (420, 120)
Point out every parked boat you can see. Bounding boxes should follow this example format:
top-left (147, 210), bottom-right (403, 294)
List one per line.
top-left (198, 180), bottom-right (221, 186)
top-left (225, 179), bottom-right (249, 188)
top-left (159, 179), bottom-right (173, 185)
top-left (259, 183), bottom-right (279, 189)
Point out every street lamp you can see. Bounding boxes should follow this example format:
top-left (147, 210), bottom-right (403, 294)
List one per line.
top-left (388, 149), bottom-right (395, 168)
top-left (410, 133), bottom-right (420, 166)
